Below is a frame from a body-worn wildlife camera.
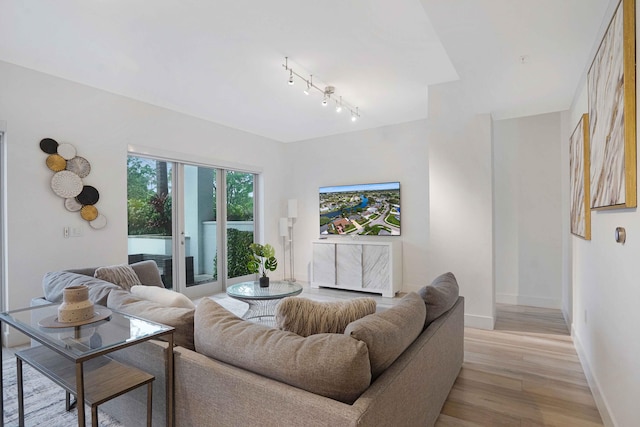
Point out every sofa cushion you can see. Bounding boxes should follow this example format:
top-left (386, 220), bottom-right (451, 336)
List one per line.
top-left (131, 285), bottom-right (195, 309)
top-left (195, 298), bottom-right (371, 404)
top-left (418, 272), bottom-right (459, 327)
top-left (275, 296), bottom-right (376, 337)
top-left (94, 264), bottom-right (141, 291)
top-left (129, 260), bottom-right (164, 288)
top-left (344, 292), bottom-right (426, 380)
top-left (107, 289), bottom-right (195, 350)
top-left (42, 271), bottom-right (120, 306)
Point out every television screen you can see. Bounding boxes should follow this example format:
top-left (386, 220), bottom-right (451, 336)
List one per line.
top-left (319, 182), bottom-right (400, 236)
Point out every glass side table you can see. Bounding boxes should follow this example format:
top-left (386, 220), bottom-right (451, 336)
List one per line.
top-left (226, 281), bottom-right (303, 324)
top-left (0, 303), bottom-right (175, 427)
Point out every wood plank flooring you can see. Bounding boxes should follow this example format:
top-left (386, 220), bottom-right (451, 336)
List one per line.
top-left (436, 304), bottom-right (603, 426)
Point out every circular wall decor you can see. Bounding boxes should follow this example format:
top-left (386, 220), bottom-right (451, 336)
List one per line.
top-left (51, 171), bottom-right (83, 198)
top-left (64, 198), bottom-right (83, 212)
top-left (40, 138), bottom-right (106, 231)
top-left (46, 154), bottom-right (67, 172)
top-left (76, 186), bottom-right (100, 205)
top-left (89, 214), bottom-right (107, 229)
top-left (66, 156), bottom-right (91, 178)
top-left (80, 205), bottom-right (98, 221)
top-left (39, 138), bottom-right (58, 154)
top-left (57, 143), bottom-right (77, 160)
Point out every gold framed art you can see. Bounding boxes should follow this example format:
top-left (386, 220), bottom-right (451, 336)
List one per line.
top-left (587, 0), bottom-right (636, 209)
top-left (570, 114), bottom-right (591, 240)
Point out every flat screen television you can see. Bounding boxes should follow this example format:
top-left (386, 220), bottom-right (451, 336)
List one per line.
top-left (319, 182), bottom-right (400, 236)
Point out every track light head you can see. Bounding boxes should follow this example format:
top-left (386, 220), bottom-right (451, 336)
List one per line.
top-left (336, 96), bottom-right (343, 113)
top-left (351, 107), bottom-right (359, 122)
top-left (322, 96), bottom-right (328, 106)
top-left (288, 70), bottom-right (294, 85)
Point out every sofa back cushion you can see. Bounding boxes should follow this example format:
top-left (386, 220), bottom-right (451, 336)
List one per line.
top-left (195, 298), bottom-right (371, 404)
top-left (107, 289), bottom-right (195, 350)
top-left (344, 292), bottom-right (426, 379)
top-left (94, 264), bottom-right (141, 291)
top-left (418, 272), bottom-right (460, 327)
top-left (129, 260), bottom-right (165, 288)
top-left (42, 271), bottom-right (120, 306)
top-left (275, 296), bottom-right (376, 336)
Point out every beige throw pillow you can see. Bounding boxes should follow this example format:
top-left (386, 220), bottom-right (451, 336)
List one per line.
top-left (131, 285), bottom-right (195, 309)
top-left (195, 298), bottom-right (371, 404)
top-left (129, 260), bottom-right (164, 288)
top-left (94, 264), bottom-right (141, 291)
top-left (344, 292), bottom-right (426, 379)
top-left (275, 296), bottom-right (376, 336)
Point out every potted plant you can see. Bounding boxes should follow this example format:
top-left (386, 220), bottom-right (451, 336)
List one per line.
top-left (247, 243), bottom-right (278, 287)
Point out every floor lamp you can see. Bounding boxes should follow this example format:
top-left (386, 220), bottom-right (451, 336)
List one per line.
top-left (287, 199), bottom-right (297, 282)
top-left (279, 217), bottom-right (288, 281)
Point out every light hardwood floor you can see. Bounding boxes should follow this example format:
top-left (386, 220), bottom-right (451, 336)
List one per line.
top-left (436, 304), bottom-right (603, 426)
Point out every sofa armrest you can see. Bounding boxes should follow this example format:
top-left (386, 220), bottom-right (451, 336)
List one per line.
top-left (354, 296), bottom-right (464, 427)
top-left (30, 297), bottom-right (51, 307)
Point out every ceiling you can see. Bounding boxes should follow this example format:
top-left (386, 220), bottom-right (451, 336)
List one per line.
top-left (0, 0), bottom-right (613, 142)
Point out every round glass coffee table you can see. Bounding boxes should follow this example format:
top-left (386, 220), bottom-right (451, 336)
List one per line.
top-left (226, 281), bottom-right (303, 324)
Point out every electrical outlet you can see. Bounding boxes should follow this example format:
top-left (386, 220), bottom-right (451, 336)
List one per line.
top-left (71, 227), bottom-right (83, 237)
top-left (63, 227), bottom-right (69, 238)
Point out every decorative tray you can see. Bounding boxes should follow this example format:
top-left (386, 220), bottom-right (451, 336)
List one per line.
top-left (38, 306), bottom-right (112, 328)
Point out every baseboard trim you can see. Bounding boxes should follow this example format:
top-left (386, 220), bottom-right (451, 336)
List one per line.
top-left (496, 293), bottom-right (561, 309)
top-left (572, 325), bottom-right (616, 427)
top-left (464, 314), bottom-right (495, 330)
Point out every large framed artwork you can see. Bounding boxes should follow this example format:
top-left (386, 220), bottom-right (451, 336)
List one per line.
top-left (587, 0), bottom-right (636, 209)
top-left (570, 114), bottom-right (591, 240)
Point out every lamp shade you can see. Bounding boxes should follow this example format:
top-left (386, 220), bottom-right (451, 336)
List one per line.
top-left (279, 217), bottom-right (289, 237)
top-left (288, 199), bottom-right (298, 218)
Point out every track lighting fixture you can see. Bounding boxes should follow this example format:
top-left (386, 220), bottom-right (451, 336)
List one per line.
top-left (304, 75), bottom-right (312, 95)
top-left (282, 57), bottom-right (361, 122)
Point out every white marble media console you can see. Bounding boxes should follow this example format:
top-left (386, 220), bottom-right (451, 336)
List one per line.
top-left (311, 240), bottom-right (402, 297)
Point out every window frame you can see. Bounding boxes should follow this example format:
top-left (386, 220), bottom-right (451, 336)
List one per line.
top-left (127, 145), bottom-right (261, 296)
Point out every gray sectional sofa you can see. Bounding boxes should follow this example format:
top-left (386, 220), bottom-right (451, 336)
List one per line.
top-left (34, 263), bottom-right (464, 427)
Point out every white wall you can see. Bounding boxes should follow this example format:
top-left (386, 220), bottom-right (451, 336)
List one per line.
top-left (283, 81), bottom-right (496, 329)
top-left (0, 61), bottom-right (286, 344)
top-left (493, 112), bottom-right (564, 309)
top-left (284, 120), bottom-right (430, 290)
top-left (427, 82), bottom-right (495, 329)
top-left (565, 4), bottom-right (640, 426)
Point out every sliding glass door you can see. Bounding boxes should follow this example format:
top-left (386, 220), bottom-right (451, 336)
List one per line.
top-left (225, 170), bottom-right (255, 285)
top-left (127, 154), bottom-right (256, 298)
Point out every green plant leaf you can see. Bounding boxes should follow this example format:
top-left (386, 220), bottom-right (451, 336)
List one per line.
top-left (263, 244), bottom-right (275, 258)
top-left (264, 256), bottom-right (278, 271)
top-left (247, 260), bottom-right (260, 274)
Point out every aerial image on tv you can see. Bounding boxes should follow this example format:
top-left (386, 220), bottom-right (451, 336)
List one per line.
top-left (319, 182), bottom-right (400, 236)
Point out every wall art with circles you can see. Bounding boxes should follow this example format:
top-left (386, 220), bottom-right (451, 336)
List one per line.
top-left (40, 138), bottom-right (107, 230)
